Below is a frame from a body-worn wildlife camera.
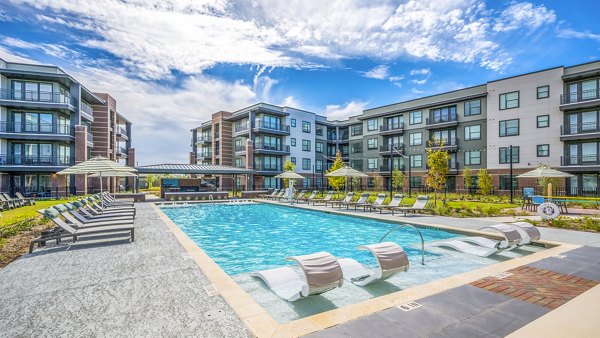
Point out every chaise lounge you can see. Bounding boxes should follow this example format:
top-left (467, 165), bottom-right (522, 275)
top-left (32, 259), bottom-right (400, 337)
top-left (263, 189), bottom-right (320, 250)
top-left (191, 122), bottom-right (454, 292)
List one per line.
top-left (338, 242), bottom-right (410, 286)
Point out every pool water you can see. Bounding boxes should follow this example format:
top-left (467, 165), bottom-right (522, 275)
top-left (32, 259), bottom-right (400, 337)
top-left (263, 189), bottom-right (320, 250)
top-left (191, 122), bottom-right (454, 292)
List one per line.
top-left (161, 203), bottom-right (458, 275)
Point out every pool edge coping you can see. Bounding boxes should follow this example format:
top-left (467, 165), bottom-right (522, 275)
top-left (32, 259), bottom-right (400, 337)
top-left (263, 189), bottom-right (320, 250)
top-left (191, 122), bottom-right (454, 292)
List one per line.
top-left (151, 202), bottom-right (579, 338)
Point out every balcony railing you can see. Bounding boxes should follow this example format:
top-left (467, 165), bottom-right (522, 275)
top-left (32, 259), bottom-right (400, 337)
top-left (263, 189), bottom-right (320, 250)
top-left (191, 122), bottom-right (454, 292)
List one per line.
top-left (0, 122), bottom-right (73, 135)
top-left (254, 142), bottom-right (290, 152)
top-left (254, 120), bottom-right (290, 132)
top-left (234, 123), bottom-right (249, 133)
top-left (560, 122), bottom-right (600, 136)
top-left (200, 152), bottom-right (212, 158)
top-left (560, 88), bottom-right (600, 105)
top-left (117, 146), bottom-right (127, 155)
top-left (426, 113), bottom-right (458, 125)
top-left (380, 122), bottom-right (404, 133)
top-left (118, 126), bottom-right (128, 136)
top-left (427, 138), bottom-right (458, 147)
top-left (198, 135), bottom-right (212, 143)
top-left (0, 89), bottom-right (73, 105)
top-left (80, 101), bottom-right (93, 115)
top-left (561, 155), bottom-right (600, 166)
top-left (379, 144), bottom-right (404, 153)
top-left (339, 132), bottom-right (349, 141)
top-left (0, 154), bottom-right (72, 166)
top-left (234, 145), bottom-right (246, 152)
top-left (380, 164), bottom-right (405, 172)
top-left (254, 164), bottom-right (282, 172)
top-left (87, 133), bottom-right (93, 143)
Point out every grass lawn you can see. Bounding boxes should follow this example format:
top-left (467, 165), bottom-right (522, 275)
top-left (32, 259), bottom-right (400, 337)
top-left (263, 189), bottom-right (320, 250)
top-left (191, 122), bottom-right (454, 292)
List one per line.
top-left (1, 198), bottom-right (74, 229)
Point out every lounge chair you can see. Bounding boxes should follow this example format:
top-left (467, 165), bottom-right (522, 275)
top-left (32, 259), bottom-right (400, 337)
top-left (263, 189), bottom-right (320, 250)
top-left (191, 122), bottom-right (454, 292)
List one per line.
top-left (326, 192), bottom-right (354, 208)
top-left (267, 190), bottom-right (285, 200)
top-left (5, 193), bottom-right (24, 207)
top-left (431, 223), bottom-right (523, 257)
top-left (355, 193), bottom-right (387, 212)
top-left (340, 193), bottom-right (370, 210)
top-left (430, 240), bottom-right (501, 257)
top-left (87, 196), bottom-right (135, 213)
top-left (295, 190), bottom-right (317, 203)
top-left (80, 199), bottom-right (135, 217)
top-left (509, 222), bottom-right (541, 244)
top-left (15, 192), bottom-right (35, 206)
top-left (52, 205), bottom-right (134, 228)
top-left (73, 200), bottom-right (134, 220)
top-left (391, 195), bottom-right (434, 216)
top-left (100, 192), bottom-right (134, 207)
top-left (259, 189), bottom-right (279, 199)
top-left (371, 194), bottom-right (405, 213)
top-left (251, 251), bottom-right (344, 301)
top-left (63, 203), bottom-right (133, 223)
top-left (309, 191), bottom-right (334, 205)
top-left (0, 194), bottom-right (15, 209)
top-left (338, 242), bottom-right (409, 286)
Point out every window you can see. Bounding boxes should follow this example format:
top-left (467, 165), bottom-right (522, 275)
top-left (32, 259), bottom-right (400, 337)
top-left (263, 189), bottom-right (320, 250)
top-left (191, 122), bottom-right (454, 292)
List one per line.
top-left (499, 119), bottom-right (519, 137)
top-left (537, 144), bottom-right (549, 157)
top-left (410, 154), bottom-right (422, 168)
top-left (302, 158), bottom-right (311, 170)
top-left (291, 138), bottom-right (296, 147)
top-left (315, 160), bottom-right (323, 171)
top-left (537, 85), bottom-right (549, 99)
top-left (303, 177), bottom-right (311, 188)
top-left (351, 159), bottom-right (363, 171)
top-left (464, 125), bottom-right (481, 140)
top-left (235, 158), bottom-right (243, 168)
top-left (367, 138), bottom-right (378, 149)
top-left (302, 139), bottom-right (311, 151)
top-left (350, 124), bottom-right (363, 136)
top-left (409, 111), bottom-right (422, 124)
top-left (367, 118), bottom-right (378, 131)
top-left (464, 150), bottom-right (481, 165)
top-left (499, 91), bottom-right (519, 110)
top-left (431, 105), bottom-right (457, 123)
top-left (499, 146), bottom-right (520, 164)
top-left (367, 158), bottom-right (378, 169)
top-left (316, 125), bottom-right (324, 136)
top-left (464, 99), bottom-right (481, 116)
top-left (315, 142), bottom-right (323, 153)
top-left (536, 115), bottom-right (549, 128)
top-left (499, 175), bottom-right (518, 190)
top-left (18, 112), bottom-right (54, 133)
top-left (351, 142), bottom-right (363, 153)
top-left (290, 157), bottom-right (296, 165)
top-left (385, 115), bottom-right (402, 129)
top-left (410, 176), bottom-right (422, 188)
top-left (290, 118), bottom-right (296, 127)
top-left (409, 132), bottom-right (422, 146)
top-left (302, 121), bottom-right (311, 133)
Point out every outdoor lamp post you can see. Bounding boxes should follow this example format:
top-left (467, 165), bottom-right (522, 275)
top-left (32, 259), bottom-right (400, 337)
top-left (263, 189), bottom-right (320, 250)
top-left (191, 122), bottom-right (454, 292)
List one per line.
top-left (397, 148), bottom-right (410, 197)
top-left (509, 145), bottom-right (514, 204)
top-left (389, 147), bottom-right (394, 198)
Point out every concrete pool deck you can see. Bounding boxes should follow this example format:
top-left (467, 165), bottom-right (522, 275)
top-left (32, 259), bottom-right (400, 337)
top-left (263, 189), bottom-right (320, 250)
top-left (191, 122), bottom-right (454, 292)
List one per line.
top-left (1, 199), bottom-right (599, 337)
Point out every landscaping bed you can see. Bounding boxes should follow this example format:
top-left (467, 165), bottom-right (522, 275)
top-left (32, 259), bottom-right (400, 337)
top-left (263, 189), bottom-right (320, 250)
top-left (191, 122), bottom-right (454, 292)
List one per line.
top-left (523, 216), bottom-right (600, 233)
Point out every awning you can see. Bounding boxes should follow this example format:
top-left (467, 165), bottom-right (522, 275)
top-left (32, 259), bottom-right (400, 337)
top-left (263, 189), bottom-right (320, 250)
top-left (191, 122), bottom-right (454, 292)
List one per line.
top-left (135, 164), bottom-right (255, 175)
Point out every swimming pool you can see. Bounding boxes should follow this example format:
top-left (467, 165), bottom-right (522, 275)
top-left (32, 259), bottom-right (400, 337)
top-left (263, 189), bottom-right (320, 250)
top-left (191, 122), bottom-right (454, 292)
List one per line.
top-left (161, 202), bottom-right (458, 275)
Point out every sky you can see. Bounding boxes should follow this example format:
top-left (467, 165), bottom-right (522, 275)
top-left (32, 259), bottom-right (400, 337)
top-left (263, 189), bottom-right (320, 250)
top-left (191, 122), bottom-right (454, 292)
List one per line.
top-left (0, 0), bottom-right (598, 165)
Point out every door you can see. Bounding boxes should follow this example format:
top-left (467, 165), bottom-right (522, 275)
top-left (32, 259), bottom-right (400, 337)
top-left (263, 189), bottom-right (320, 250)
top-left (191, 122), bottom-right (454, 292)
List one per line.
top-left (569, 114), bottom-right (579, 134)
top-left (568, 83), bottom-right (578, 103)
top-left (11, 81), bottom-right (23, 100)
top-left (12, 144), bottom-right (22, 165)
top-left (569, 144), bottom-right (578, 165)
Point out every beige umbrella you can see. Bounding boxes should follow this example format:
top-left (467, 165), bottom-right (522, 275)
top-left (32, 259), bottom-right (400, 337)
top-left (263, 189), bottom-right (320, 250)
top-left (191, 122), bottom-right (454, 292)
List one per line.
top-left (326, 165), bottom-right (368, 193)
top-left (275, 171), bottom-right (305, 199)
top-left (517, 165), bottom-right (575, 197)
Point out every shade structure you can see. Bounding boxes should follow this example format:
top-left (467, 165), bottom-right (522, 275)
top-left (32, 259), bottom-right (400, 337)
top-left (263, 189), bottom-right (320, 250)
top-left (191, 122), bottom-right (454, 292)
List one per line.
top-left (88, 171), bottom-right (138, 177)
top-left (274, 171), bottom-right (305, 179)
top-left (325, 165), bottom-right (368, 178)
top-left (516, 166), bottom-right (575, 178)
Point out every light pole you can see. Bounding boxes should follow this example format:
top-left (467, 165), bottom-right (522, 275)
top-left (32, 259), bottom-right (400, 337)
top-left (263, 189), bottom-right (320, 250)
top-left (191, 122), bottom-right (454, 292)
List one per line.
top-left (389, 147), bottom-right (394, 198)
top-left (509, 145), bottom-right (514, 203)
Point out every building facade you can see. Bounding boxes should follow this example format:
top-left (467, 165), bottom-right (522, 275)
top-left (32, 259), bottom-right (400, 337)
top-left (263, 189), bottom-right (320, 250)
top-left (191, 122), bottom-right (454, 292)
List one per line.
top-left (191, 60), bottom-right (600, 195)
top-left (0, 58), bottom-right (134, 196)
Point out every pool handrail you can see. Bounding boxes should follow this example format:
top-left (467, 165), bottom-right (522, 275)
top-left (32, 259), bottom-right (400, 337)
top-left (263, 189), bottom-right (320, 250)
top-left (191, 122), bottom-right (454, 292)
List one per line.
top-left (379, 224), bottom-right (425, 265)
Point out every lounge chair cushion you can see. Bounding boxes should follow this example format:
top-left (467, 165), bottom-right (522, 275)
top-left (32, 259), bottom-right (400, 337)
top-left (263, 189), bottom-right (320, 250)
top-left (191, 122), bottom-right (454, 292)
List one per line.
top-left (43, 208), bottom-right (60, 219)
top-left (53, 204), bottom-right (68, 212)
top-left (72, 201), bottom-right (83, 208)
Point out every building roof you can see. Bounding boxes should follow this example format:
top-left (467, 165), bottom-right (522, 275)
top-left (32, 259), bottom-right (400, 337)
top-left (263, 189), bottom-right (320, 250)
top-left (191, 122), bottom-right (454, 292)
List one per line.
top-left (136, 164), bottom-right (255, 175)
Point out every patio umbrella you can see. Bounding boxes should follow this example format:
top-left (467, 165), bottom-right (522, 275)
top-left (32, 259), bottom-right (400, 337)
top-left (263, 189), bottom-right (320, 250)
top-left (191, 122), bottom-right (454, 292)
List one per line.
top-left (325, 165), bottom-right (368, 194)
top-left (275, 171), bottom-right (305, 199)
top-left (517, 165), bottom-right (574, 197)
top-left (57, 156), bottom-right (138, 198)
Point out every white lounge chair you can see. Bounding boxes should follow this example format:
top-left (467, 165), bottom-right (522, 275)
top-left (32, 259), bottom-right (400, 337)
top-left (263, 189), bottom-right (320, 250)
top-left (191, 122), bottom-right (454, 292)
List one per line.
top-left (430, 240), bottom-right (500, 257)
top-left (251, 251), bottom-right (343, 301)
top-left (371, 194), bottom-right (405, 213)
top-left (326, 192), bottom-right (354, 208)
top-left (338, 242), bottom-right (409, 286)
top-left (341, 193), bottom-right (370, 210)
top-left (509, 222), bottom-right (541, 245)
top-left (391, 195), bottom-right (434, 216)
top-left (431, 223), bottom-right (523, 257)
top-left (355, 193), bottom-right (387, 212)
top-left (478, 224), bottom-right (523, 246)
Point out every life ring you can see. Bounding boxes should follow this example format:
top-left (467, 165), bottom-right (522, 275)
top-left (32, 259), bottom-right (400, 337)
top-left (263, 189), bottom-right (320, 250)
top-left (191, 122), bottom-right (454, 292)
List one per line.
top-left (538, 202), bottom-right (560, 220)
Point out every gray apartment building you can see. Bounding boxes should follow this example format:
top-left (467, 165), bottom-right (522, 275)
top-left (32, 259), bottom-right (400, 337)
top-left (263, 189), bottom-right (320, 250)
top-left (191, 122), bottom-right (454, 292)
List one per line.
top-left (191, 60), bottom-right (600, 195)
top-left (0, 58), bottom-right (134, 197)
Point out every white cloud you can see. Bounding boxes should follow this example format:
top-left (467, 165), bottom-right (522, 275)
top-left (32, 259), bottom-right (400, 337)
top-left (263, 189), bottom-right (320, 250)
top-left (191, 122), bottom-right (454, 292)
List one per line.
top-left (322, 101), bottom-right (368, 121)
top-left (280, 96), bottom-right (300, 108)
top-left (361, 65), bottom-right (389, 80)
top-left (409, 68), bottom-right (430, 76)
top-left (411, 79), bottom-right (427, 85)
top-left (493, 2), bottom-right (556, 32)
top-left (388, 75), bottom-right (405, 82)
top-left (0, 45), bottom-right (37, 63)
top-left (1, 36), bottom-right (80, 59)
top-left (557, 28), bottom-right (600, 41)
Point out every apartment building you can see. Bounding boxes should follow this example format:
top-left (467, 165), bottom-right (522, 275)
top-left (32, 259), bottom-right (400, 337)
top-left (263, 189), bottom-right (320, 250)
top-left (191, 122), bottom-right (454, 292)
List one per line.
top-left (0, 58), bottom-right (134, 196)
top-left (191, 60), bottom-right (600, 195)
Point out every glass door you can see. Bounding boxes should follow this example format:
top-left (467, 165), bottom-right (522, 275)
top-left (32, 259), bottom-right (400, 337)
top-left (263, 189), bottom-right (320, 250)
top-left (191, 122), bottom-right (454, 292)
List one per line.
top-left (569, 83), bottom-right (578, 103)
top-left (11, 81), bottom-right (23, 100)
top-left (569, 114), bottom-right (579, 134)
top-left (569, 144), bottom-right (578, 165)
top-left (12, 143), bottom-right (22, 165)
top-left (25, 82), bottom-right (38, 101)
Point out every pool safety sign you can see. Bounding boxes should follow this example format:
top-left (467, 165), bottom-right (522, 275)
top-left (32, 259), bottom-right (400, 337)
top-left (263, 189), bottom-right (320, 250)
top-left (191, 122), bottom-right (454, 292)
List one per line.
top-left (538, 202), bottom-right (560, 220)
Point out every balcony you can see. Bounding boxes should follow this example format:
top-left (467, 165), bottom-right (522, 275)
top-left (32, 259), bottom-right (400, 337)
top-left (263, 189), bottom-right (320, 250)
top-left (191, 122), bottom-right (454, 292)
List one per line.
top-left (252, 120), bottom-right (290, 135)
top-left (0, 121), bottom-right (74, 141)
top-left (426, 138), bottom-right (459, 151)
top-left (116, 146), bottom-right (128, 158)
top-left (0, 89), bottom-right (75, 111)
top-left (379, 144), bottom-right (404, 155)
top-left (339, 132), bottom-right (349, 141)
top-left (379, 164), bottom-right (405, 173)
top-left (254, 142), bottom-right (290, 154)
top-left (0, 154), bottom-right (72, 168)
top-left (234, 123), bottom-right (250, 135)
top-left (426, 161), bottom-right (459, 174)
top-left (80, 101), bottom-right (94, 121)
top-left (196, 135), bottom-right (212, 145)
top-left (200, 151), bottom-right (212, 160)
top-left (425, 113), bottom-right (458, 129)
top-left (560, 89), bottom-right (600, 110)
top-left (379, 122), bottom-right (404, 135)
top-left (116, 126), bottom-right (129, 140)
top-left (561, 155), bottom-right (600, 169)
top-left (254, 163), bottom-right (282, 173)
top-left (234, 145), bottom-right (246, 155)
top-left (87, 132), bottom-right (93, 146)
top-left (560, 123), bottom-right (600, 141)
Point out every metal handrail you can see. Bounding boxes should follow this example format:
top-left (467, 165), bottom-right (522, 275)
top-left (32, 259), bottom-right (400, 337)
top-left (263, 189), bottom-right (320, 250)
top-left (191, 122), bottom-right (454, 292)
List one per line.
top-left (379, 224), bottom-right (425, 265)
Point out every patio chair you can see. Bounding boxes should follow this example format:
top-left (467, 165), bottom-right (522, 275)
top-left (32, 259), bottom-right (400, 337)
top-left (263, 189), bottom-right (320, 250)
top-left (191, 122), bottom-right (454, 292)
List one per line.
top-left (355, 193), bottom-right (387, 212)
top-left (259, 189), bottom-right (279, 199)
top-left (338, 242), bottom-right (409, 286)
top-left (295, 190), bottom-right (316, 203)
top-left (52, 204), bottom-right (134, 229)
top-left (391, 195), bottom-right (434, 216)
top-left (63, 203), bottom-right (133, 224)
top-left (508, 222), bottom-right (541, 245)
top-left (87, 196), bottom-right (135, 213)
top-left (371, 194), bottom-right (405, 213)
top-left (0, 194), bottom-right (16, 209)
top-left (82, 198), bottom-right (136, 217)
top-left (340, 193), bottom-right (370, 210)
top-left (326, 192), bottom-right (354, 208)
top-left (251, 251), bottom-right (343, 301)
top-left (15, 192), bottom-right (35, 206)
top-left (72, 200), bottom-right (133, 220)
top-left (100, 192), bottom-right (134, 207)
top-left (267, 190), bottom-right (285, 200)
top-left (430, 223), bottom-right (522, 257)
top-left (309, 191), bottom-right (334, 205)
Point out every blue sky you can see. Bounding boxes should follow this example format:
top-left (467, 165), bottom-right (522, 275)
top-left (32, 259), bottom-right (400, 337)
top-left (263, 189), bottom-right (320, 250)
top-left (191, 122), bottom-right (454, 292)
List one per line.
top-left (0, 0), bottom-right (598, 165)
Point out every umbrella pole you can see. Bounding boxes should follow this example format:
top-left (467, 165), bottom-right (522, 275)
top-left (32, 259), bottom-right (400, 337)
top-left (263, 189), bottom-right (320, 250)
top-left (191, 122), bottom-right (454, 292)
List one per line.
top-left (100, 172), bottom-right (103, 209)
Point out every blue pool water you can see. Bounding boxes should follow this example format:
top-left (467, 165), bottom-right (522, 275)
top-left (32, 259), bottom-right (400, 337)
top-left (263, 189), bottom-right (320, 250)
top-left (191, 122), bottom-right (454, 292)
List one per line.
top-left (161, 203), bottom-right (459, 275)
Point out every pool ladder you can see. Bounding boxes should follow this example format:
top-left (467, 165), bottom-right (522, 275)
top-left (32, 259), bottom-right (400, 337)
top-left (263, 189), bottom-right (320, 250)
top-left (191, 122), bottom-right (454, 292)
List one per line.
top-left (379, 224), bottom-right (425, 266)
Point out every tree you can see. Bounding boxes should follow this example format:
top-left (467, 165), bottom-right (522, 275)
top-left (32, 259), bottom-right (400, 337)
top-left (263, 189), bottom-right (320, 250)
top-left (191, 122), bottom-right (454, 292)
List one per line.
top-left (282, 160), bottom-right (296, 188)
top-left (538, 177), bottom-right (561, 195)
top-left (326, 151), bottom-right (346, 193)
top-left (392, 169), bottom-right (404, 192)
top-left (425, 139), bottom-right (450, 205)
top-left (146, 174), bottom-right (158, 188)
top-left (351, 176), bottom-right (361, 192)
top-left (477, 169), bottom-right (493, 195)
top-left (463, 167), bottom-right (473, 194)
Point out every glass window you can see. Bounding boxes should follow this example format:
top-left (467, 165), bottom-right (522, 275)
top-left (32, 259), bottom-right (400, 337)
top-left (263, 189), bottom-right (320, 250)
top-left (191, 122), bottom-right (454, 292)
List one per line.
top-left (410, 176), bottom-right (422, 188)
top-left (39, 83), bottom-right (53, 101)
top-left (291, 138), bottom-right (296, 147)
top-left (409, 132), bottom-right (422, 146)
top-left (25, 82), bottom-right (38, 101)
top-left (537, 85), bottom-right (549, 99)
top-left (499, 175), bottom-right (518, 190)
top-left (302, 158), bottom-right (311, 170)
top-left (537, 144), bottom-right (549, 157)
top-left (315, 160), bottom-right (323, 171)
top-left (582, 142), bottom-right (598, 162)
top-left (351, 159), bottom-right (363, 171)
top-left (367, 138), bottom-right (378, 149)
top-left (302, 121), bottom-right (311, 133)
top-left (464, 150), bottom-right (481, 165)
top-left (499, 146), bottom-right (520, 164)
top-left (58, 145), bottom-right (70, 165)
top-left (410, 154), bottom-right (422, 168)
top-left (431, 129), bottom-right (456, 145)
top-left (302, 139), bottom-right (311, 151)
top-left (367, 158), bottom-right (378, 169)
top-left (409, 111), bottom-right (422, 124)
top-left (464, 100), bottom-right (481, 116)
top-left (499, 119), bottom-right (519, 136)
top-left (290, 118), bottom-right (296, 127)
top-left (350, 124), bottom-right (363, 136)
top-left (499, 91), bottom-right (519, 110)
top-left (235, 158), bottom-right (243, 167)
top-left (385, 115), bottom-right (402, 129)
top-left (290, 157), bottom-right (296, 165)
top-left (315, 142), bottom-right (323, 153)
top-left (351, 142), bottom-right (362, 153)
top-left (536, 115), bottom-right (549, 128)
top-left (431, 105), bottom-right (457, 123)
top-left (316, 125), bottom-right (324, 136)
top-left (582, 80), bottom-right (598, 100)
top-left (464, 125), bottom-right (481, 140)
top-left (367, 118), bottom-right (378, 131)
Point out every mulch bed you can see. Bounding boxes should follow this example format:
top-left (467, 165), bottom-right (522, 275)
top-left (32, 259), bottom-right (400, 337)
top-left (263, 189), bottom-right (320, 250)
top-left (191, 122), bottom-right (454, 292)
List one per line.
top-left (0, 222), bottom-right (54, 268)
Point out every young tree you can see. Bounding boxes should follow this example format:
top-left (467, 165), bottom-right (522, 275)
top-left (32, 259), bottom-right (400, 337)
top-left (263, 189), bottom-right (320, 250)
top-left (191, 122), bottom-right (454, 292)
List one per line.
top-left (326, 151), bottom-right (346, 193)
top-left (425, 140), bottom-right (450, 205)
top-left (146, 174), bottom-right (158, 188)
top-left (462, 167), bottom-right (473, 194)
top-left (538, 177), bottom-right (561, 195)
top-left (391, 169), bottom-right (404, 192)
top-left (282, 160), bottom-right (296, 188)
top-left (351, 176), bottom-right (361, 192)
top-left (477, 169), bottom-right (493, 195)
